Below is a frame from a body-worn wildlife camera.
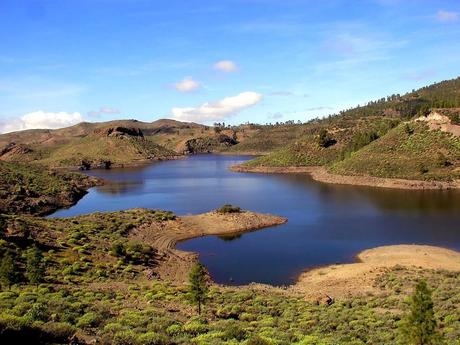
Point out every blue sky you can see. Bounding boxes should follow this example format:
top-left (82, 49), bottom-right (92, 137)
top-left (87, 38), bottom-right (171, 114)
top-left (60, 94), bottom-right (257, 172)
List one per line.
top-left (1, 0), bottom-right (460, 132)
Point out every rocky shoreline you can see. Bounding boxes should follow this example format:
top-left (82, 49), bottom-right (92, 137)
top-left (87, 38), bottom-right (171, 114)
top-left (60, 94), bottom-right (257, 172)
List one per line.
top-left (230, 164), bottom-right (460, 190)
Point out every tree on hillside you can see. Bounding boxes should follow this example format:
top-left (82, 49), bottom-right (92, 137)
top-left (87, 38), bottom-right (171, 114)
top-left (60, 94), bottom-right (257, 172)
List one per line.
top-left (188, 263), bottom-right (209, 315)
top-left (25, 245), bottom-right (45, 285)
top-left (0, 253), bottom-right (17, 289)
top-left (318, 129), bottom-right (336, 148)
top-left (398, 280), bottom-right (442, 345)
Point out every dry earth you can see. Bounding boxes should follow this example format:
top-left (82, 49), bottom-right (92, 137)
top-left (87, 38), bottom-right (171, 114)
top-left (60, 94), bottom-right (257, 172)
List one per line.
top-left (130, 211), bottom-right (287, 283)
top-left (230, 165), bottom-right (460, 190)
top-left (290, 245), bottom-right (460, 300)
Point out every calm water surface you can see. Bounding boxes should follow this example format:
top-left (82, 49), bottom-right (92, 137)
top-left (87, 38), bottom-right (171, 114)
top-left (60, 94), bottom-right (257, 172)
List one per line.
top-left (51, 155), bottom-right (460, 285)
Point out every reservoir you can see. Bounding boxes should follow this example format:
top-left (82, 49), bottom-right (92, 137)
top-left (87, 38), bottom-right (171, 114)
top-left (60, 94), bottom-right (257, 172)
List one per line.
top-left (51, 154), bottom-right (460, 285)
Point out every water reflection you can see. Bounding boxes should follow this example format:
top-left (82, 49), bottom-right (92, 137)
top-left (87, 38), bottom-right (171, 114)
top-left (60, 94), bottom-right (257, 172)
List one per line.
top-left (51, 154), bottom-right (460, 285)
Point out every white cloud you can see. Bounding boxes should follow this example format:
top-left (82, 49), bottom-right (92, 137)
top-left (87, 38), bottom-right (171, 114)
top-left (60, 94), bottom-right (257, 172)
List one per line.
top-left (436, 10), bottom-right (458, 22)
top-left (171, 91), bottom-right (262, 122)
top-left (213, 60), bottom-right (238, 72)
top-left (87, 107), bottom-right (120, 117)
top-left (174, 77), bottom-right (201, 92)
top-left (0, 111), bottom-right (83, 134)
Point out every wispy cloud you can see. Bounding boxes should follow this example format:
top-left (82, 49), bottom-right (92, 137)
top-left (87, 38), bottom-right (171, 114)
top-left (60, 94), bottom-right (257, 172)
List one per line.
top-left (173, 77), bottom-right (201, 92)
top-left (171, 92), bottom-right (262, 123)
top-left (87, 107), bottom-right (120, 118)
top-left (315, 30), bottom-right (407, 74)
top-left (0, 78), bottom-right (85, 101)
top-left (305, 106), bottom-right (333, 112)
top-left (268, 112), bottom-right (283, 119)
top-left (268, 91), bottom-right (294, 97)
top-left (403, 69), bottom-right (436, 81)
top-left (213, 60), bottom-right (238, 73)
top-left (224, 17), bottom-right (303, 36)
top-left (95, 60), bottom-right (196, 77)
top-left (436, 10), bottom-right (458, 23)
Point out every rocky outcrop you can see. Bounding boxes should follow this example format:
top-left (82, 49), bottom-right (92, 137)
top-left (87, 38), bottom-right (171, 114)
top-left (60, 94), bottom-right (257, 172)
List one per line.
top-left (416, 109), bottom-right (460, 137)
top-left (184, 134), bottom-right (238, 154)
top-left (93, 126), bottom-right (144, 138)
top-left (0, 142), bottom-right (32, 158)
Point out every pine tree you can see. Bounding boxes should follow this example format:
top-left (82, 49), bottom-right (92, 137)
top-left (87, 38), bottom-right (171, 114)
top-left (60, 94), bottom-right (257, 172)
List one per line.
top-left (0, 253), bottom-right (17, 289)
top-left (25, 245), bottom-right (45, 285)
top-left (188, 263), bottom-right (208, 315)
top-left (399, 280), bottom-right (442, 345)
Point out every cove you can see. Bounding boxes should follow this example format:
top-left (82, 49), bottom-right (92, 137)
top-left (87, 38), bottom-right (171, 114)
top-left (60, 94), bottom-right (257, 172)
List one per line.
top-left (51, 154), bottom-right (460, 286)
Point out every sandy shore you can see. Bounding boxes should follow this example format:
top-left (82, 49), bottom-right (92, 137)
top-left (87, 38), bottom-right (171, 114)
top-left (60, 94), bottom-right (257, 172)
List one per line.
top-left (290, 245), bottom-right (460, 300)
top-left (130, 210), bottom-right (287, 283)
top-left (230, 164), bottom-right (460, 190)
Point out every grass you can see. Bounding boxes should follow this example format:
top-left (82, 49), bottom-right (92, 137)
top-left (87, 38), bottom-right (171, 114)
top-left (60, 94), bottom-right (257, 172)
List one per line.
top-left (1, 209), bottom-right (459, 344)
top-left (37, 135), bottom-right (177, 168)
top-left (0, 161), bottom-right (97, 215)
top-left (243, 118), bottom-right (400, 168)
top-left (330, 122), bottom-right (460, 181)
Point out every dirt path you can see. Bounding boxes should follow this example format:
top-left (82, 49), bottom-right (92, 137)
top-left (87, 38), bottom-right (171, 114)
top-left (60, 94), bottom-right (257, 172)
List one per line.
top-left (230, 165), bottom-right (460, 190)
top-left (130, 211), bottom-right (287, 283)
top-left (290, 245), bottom-right (460, 300)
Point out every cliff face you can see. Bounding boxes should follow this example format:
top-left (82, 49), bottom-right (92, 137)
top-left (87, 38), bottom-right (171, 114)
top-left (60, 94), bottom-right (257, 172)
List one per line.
top-left (92, 126), bottom-right (144, 138)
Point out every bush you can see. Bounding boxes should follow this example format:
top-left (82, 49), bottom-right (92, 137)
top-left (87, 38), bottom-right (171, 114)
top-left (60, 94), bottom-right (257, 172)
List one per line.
top-left (76, 311), bottom-right (101, 329)
top-left (41, 322), bottom-right (75, 342)
top-left (137, 332), bottom-right (170, 345)
top-left (110, 241), bottom-right (155, 264)
top-left (318, 129), bottom-right (336, 148)
top-left (216, 204), bottom-right (241, 214)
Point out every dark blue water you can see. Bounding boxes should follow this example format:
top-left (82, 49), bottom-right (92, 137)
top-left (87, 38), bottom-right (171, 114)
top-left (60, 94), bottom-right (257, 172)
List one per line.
top-left (51, 155), bottom-right (460, 285)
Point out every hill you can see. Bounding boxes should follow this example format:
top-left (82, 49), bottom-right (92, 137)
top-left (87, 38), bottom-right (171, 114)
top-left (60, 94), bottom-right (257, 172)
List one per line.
top-left (0, 120), bottom-right (239, 168)
top-left (0, 161), bottom-right (100, 215)
top-left (240, 77), bottom-right (460, 185)
top-left (243, 117), bottom-right (400, 167)
top-left (330, 119), bottom-right (460, 181)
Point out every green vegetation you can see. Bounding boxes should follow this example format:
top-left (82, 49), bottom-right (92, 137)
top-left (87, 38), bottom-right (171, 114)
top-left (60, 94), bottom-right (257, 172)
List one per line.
top-left (330, 122), bottom-right (460, 181)
top-left (37, 134), bottom-right (177, 168)
top-left (0, 209), bottom-right (458, 344)
top-left (188, 263), bottom-right (209, 315)
top-left (24, 246), bottom-right (45, 285)
top-left (0, 161), bottom-right (98, 215)
top-left (0, 252), bottom-right (17, 289)
top-left (317, 129), bottom-right (336, 148)
top-left (217, 204), bottom-right (242, 214)
top-left (244, 118), bottom-right (400, 168)
top-left (333, 76), bottom-right (460, 119)
top-left (398, 280), bottom-right (441, 345)
top-left (239, 77), bottom-right (460, 182)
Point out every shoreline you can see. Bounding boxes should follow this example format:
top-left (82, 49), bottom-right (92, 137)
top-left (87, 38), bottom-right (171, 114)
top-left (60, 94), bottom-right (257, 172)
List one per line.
top-left (230, 164), bottom-right (460, 190)
top-left (130, 210), bottom-right (288, 283)
top-left (289, 244), bottom-right (460, 300)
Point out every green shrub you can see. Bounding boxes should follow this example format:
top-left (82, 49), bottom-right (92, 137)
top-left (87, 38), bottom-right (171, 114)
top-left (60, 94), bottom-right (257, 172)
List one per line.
top-left (216, 204), bottom-right (241, 214)
top-left (76, 311), bottom-right (101, 329)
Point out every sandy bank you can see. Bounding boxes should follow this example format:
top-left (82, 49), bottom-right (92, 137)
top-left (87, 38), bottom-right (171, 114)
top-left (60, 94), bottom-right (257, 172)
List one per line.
top-left (291, 245), bottom-right (460, 300)
top-left (130, 210), bottom-right (287, 283)
top-left (230, 164), bottom-right (460, 190)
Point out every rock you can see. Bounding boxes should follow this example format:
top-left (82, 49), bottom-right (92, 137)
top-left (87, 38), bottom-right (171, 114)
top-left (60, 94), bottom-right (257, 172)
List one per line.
top-left (316, 294), bottom-right (335, 306)
top-left (93, 126), bottom-right (144, 138)
top-left (0, 142), bottom-right (32, 158)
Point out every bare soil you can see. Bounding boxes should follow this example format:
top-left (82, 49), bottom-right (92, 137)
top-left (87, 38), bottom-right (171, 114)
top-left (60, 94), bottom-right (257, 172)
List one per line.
top-left (130, 211), bottom-right (287, 283)
top-left (230, 165), bottom-right (460, 190)
top-left (290, 245), bottom-right (460, 300)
